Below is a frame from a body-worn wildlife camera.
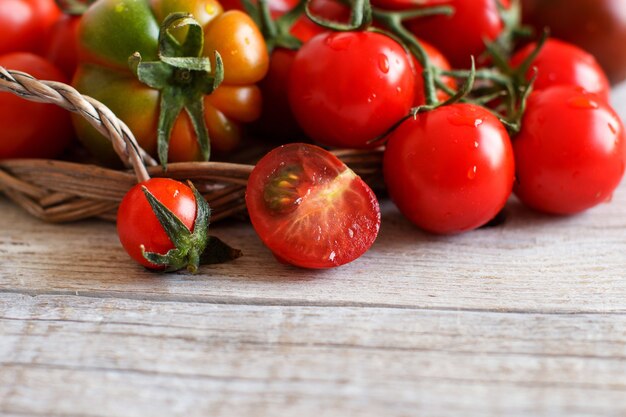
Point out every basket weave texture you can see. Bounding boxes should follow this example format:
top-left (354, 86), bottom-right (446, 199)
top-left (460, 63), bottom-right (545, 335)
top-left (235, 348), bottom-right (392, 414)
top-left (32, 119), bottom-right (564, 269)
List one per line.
top-left (0, 67), bottom-right (383, 223)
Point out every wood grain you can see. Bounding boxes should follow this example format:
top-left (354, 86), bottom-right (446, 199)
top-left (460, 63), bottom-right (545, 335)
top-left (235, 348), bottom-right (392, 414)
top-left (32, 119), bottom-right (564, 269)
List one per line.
top-left (2, 84), bottom-right (626, 417)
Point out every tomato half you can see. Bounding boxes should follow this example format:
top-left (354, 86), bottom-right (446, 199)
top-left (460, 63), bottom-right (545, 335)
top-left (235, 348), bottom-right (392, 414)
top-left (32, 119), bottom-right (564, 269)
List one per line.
top-left (0, 53), bottom-right (73, 159)
top-left (383, 103), bottom-right (515, 234)
top-left (511, 39), bottom-right (610, 100)
top-left (246, 143), bottom-right (381, 269)
top-left (288, 31), bottom-right (415, 149)
top-left (513, 86), bottom-right (626, 215)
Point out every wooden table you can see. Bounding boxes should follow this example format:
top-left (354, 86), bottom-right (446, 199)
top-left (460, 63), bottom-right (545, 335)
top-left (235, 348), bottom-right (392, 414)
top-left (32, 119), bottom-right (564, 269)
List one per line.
top-left (2, 87), bottom-right (626, 417)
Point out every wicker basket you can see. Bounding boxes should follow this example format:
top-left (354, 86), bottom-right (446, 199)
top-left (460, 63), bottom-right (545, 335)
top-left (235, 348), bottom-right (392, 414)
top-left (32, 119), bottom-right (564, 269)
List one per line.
top-left (0, 67), bottom-right (383, 223)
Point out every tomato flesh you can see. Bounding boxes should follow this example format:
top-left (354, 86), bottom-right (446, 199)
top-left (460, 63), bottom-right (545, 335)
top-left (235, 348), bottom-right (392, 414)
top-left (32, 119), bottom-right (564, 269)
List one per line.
top-left (246, 144), bottom-right (381, 269)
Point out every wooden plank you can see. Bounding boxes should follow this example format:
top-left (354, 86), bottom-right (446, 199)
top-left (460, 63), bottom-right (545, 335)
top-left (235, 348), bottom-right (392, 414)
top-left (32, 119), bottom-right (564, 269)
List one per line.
top-left (2, 189), bottom-right (626, 313)
top-left (1, 293), bottom-right (626, 417)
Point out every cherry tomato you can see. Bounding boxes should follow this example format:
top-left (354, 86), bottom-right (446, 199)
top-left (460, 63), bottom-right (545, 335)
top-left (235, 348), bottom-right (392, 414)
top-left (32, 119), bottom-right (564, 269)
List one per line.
top-left (511, 39), bottom-right (610, 100)
top-left (513, 86), bottom-right (626, 215)
top-left (43, 14), bottom-right (81, 79)
top-left (522, 0), bottom-right (626, 84)
top-left (404, 0), bottom-right (506, 68)
top-left (0, 0), bottom-right (61, 55)
top-left (246, 143), bottom-right (381, 269)
top-left (383, 103), bottom-right (515, 234)
top-left (288, 31), bottom-right (415, 149)
top-left (0, 53), bottom-right (73, 159)
top-left (117, 178), bottom-right (198, 269)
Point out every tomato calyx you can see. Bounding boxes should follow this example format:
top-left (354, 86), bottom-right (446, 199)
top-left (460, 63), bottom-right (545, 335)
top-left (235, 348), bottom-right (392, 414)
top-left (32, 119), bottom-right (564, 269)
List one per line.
top-left (129, 12), bottom-right (225, 168)
top-left (140, 181), bottom-right (241, 273)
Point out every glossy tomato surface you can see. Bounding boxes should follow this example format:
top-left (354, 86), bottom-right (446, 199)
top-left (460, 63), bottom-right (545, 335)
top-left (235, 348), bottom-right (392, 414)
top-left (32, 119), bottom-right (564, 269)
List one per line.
top-left (404, 0), bottom-right (506, 68)
top-left (384, 104), bottom-right (515, 234)
top-left (513, 86), bottom-right (626, 215)
top-left (246, 143), bottom-right (381, 269)
top-left (511, 39), bottom-right (610, 100)
top-left (522, 0), bottom-right (626, 84)
top-left (0, 0), bottom-right (61, 55)
top-left (117, 178), bottom-right (198, 269)
top-left (288, 31), bottom-right (415, 149)
top-left (0, 53), bottom-right (73, 159)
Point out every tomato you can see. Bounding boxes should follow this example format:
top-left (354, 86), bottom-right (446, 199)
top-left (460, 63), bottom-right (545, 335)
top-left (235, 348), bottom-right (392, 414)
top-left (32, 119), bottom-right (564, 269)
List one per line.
top-left (513, 86), bottom-right (626, 215)
top-left (522, 0), bottom-right (626, 84)
top-left (0, 53), bottom-right (73, 159)
top-left (402, 0), bottom-right (506, 68)
top-left (510, 39), bottom-right (610, 100)
top-left (0, 0), bottom-right (61, 55)
top-left (73, 0), bottom-right (268, 165)
top-left (117, 178), bottom-right (201, 270)
top-left (383, 104), bottom-right (515, 234)
top-left (246, 143), bottom-right (381, 269)
top-left (288, 31), bottom-right (415, 149)
top-left (43, 14), bottom-right (81, 79)
top-left (413, 40), bottom-right (455, 106)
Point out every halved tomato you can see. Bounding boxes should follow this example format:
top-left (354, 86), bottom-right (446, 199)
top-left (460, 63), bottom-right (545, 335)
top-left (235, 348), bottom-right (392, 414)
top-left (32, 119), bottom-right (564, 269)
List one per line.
top-left (245, 143), bottom-right (381, 269)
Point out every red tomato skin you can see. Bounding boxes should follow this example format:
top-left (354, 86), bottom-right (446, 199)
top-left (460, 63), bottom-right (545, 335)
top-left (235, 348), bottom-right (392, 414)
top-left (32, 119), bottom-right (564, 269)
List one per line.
top-left (513, 86), bottom-right (626, 215)
top-left (0, 52), bottom-right (73, 159)
top-left (404, 0), bottom-right (505, 68)
top-left (288, 31), bottom-right (415, 149)
top-left (246, 143), bottom-right (381, 269)
top-left (117, 178), bottom-right (197, 269)
top-left (383, 104), bottom-right (515, 234)
top-left (0, 0), bottom-right (61, 55)
top-left (43, 14), bottom-right (81, 79)
top-left (511, 39), bottom-right (611, 100)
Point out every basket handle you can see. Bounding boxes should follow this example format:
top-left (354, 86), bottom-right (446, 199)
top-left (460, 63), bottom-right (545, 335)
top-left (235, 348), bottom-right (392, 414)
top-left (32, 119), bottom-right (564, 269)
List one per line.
top-left (0, 67), bottom-right (153, 183)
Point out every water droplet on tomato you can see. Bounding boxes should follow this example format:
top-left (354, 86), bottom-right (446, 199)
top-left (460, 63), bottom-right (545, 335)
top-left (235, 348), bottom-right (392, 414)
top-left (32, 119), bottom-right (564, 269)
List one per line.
top-left (473, 141), bottom-right (479, 148)
top-left (396, 86), bottom-right (402, 94)
top-left (467, 166), bottom-right (477, 180)
top-left (567, 96), bottom-right (599, 110)
top-left (329, 251), bottom-right (336, 261)
top-left (378, 54), bottom-right (390, 74)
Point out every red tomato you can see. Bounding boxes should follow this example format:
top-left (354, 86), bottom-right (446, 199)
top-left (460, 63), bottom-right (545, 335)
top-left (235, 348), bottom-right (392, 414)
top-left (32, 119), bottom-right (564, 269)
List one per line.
top-left (383, 104), bottom-right (515, 234)
top-left (117, 178), bottom-right (198, 269)
top-left (246, 143), bottom-right (381, 269)
top-left (0, 52), bottom-right (73, 159)
top-left (522, 0), bottom-right (626, 84)
top-left (513, 86), bottom-right (626, 215)
top-left (288, 31), bottom-right (415, 148)
top-left (511, 39), bottom-right (610, 100)
top-left (413, 39), bottom-right (455, 106)
top-left (403, 0), bottom-right (506, 68)
top-left (0, 0), bottom-right (61, 55)
top-left (43, 14), bottom-right (81, 79)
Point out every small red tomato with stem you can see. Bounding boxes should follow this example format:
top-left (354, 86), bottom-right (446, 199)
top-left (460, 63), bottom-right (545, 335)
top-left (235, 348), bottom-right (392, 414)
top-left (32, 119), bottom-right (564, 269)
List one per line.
top-left (288, 31), bottom-right (415, 149)
top-left (117, 178), bottom-right (209, 272)
top-left (511, 39), bottom-right (611, 100)
top-left (384, 103), bottom-right (515, 234)
top-left (246, 143), bottom-right (381, 269)
top-left (513, 86), bottom-right (626, 215)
